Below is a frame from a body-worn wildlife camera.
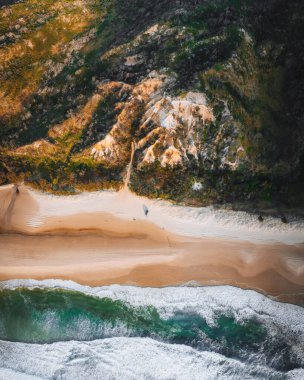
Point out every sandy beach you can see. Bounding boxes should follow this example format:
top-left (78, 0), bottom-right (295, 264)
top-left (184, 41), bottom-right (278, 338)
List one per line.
top-left (0, 184), bottom-right (304, 302)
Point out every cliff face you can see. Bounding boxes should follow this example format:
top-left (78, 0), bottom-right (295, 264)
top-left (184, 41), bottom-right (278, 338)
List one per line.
top-left (0, 0), bottom-right (303, 207)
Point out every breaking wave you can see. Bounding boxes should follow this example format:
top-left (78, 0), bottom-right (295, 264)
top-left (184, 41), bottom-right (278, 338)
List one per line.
top-left (0, 280), bottom-right (303, 379)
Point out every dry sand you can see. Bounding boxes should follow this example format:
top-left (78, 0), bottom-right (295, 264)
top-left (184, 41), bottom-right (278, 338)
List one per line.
top-left (0, 184), bottom-right (303, 302)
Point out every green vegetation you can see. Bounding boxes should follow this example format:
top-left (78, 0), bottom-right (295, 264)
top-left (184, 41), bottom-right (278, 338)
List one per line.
top-left (0, 0), bottom-right (303, 209)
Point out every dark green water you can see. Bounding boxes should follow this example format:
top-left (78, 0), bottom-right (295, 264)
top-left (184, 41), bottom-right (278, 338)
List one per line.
top-left (0, 287), bottom-right (301, 372)
top-left (0, 288), bottom-right (264, 345)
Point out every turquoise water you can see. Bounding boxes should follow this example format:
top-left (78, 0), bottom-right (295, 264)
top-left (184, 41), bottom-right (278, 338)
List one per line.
top-left (0, 288), bottom-right (264, 345)
top-left (0, 287), bottom-right (302, 373)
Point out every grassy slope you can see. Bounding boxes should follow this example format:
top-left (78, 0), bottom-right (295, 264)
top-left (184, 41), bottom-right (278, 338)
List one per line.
top-left (0, 0), bottom-right (303, 209)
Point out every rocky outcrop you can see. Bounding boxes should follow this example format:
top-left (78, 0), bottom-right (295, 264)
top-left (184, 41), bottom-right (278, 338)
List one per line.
top-left (0, 0), bottom-right (303, 207)
top-left (89, 73), bottom-right (167, 165)
top-left (137, 91), bottom-right (215, 168)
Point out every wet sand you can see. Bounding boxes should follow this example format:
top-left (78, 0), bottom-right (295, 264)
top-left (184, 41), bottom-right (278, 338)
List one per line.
top-left (0, 184), bottom-right (304, 302)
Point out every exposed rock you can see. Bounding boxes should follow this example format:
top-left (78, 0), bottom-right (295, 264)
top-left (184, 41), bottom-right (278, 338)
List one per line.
top-left (137, 90), bottom-right (215, 168)
top-left (15, 139), bottom-right (57, 156)
top-left (89, 73), bottom-right (169, 166)
top-left (125, 55), bottom-right (144, 67)
top-left (192, 182), bottom-right (203, 191)
top-left (0, 0), bottom-right (303, 207)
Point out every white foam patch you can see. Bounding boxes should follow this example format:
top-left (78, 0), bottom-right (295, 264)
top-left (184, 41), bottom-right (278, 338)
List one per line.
top-left (289, 369), bottom-right (304, 380)
top-left (0, 368), bottom-right (41, 380)
top-left (0, 337), bottom-right (290, 380)
top-left (1, 280), bottom-right (303, 379)
top-left (25, 187), bottom-right (304, 244)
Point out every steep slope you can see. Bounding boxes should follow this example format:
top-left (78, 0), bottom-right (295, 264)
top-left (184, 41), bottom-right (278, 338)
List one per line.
top-left (0, 0), bottom-right (303, 210)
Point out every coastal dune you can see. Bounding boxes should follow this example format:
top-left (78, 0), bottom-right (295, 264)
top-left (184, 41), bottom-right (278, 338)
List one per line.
top-left (0, 184), bottom-right (304, 301)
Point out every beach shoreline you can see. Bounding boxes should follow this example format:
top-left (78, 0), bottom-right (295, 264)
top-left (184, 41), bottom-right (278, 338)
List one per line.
top-left (0, 184), bottom-right (304, 303)
top-left (1, 183), bottom-right (304, 243)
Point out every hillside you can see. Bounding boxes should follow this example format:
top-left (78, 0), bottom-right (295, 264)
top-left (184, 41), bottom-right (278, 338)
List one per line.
top-left (0, 0), bottom-right (303, 211)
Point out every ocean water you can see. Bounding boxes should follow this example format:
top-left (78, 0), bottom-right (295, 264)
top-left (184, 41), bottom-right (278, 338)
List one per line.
top-left (0, 281), bottom-right (303, 380)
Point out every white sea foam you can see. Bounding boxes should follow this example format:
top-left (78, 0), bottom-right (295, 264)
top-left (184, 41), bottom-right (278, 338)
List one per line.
top-left (25, 187), bottom-right (304, 244)
top-left (1, 280), bottom-right (304, 380)
top-left (2, 279), bottom-right (304, 331)
top-left (0, 337), bottom-right (298, 380)
top-left (0, 368), bottom-right (42, 380)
